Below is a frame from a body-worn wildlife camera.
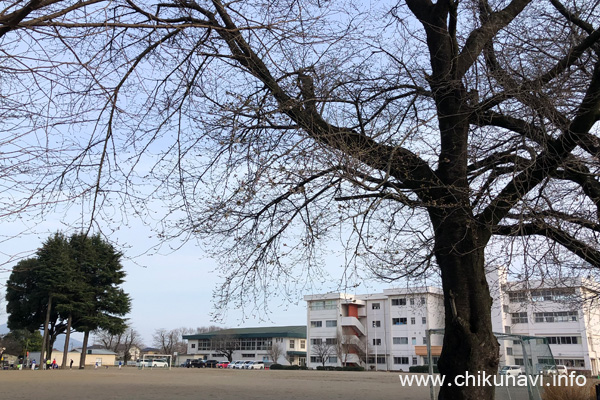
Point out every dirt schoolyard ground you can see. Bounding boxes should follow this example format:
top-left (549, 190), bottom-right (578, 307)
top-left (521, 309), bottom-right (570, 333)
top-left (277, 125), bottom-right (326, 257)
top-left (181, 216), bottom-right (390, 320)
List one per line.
top-left (0, 368), bottom-right (431, 400)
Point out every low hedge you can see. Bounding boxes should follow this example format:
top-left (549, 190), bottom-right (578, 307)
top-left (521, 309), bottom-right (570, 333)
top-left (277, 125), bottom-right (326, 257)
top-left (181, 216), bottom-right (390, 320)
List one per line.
top-left (408, 365), bottom-right (438, 373)
top-left (315, 365), bottom-right (365, 371)
top-left (269, 364), bottom-right (308, 370)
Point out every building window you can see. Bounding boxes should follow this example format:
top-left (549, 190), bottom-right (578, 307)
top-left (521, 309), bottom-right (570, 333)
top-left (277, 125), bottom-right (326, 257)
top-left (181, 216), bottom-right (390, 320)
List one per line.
top-left (372, 303), bottom-right (381, 310)
top-left (300, 340), bottom-right (306, 349)
top-left (372, 320), bottom-right (381, 328)
top-left (514, 358), bottom-right (524, 366)
top-left (420, 297), bottom-right (426, 305)
top-left (276, 338), bottom-right (283, 343)
top-left (534, 311), bottom-right (578, 323)
top-left (506, 347), bottom-right (513, 356)
top-left (511, 312), bottom-right (528, 324)
top-left (289, 340), bottom-right (295, 349)
top-left (394, 357), bottom-right (409, 364)
top-left (326, 320), bottom-right (337, 328)
top-left (504, 326), bottom-right (511, 334)
top-left (392, 318), bottom-right (407, 325)
top-left (191, 344), bottom-right (196, 349)
top-left (311, 339), bottom-right (322, 345)
top-left (241, 354), bottom-right (255, 358)
top-left (411, 337), bottom-right (416, 345)
top-left (392, 298), bottom-right (406, 306)
top-left (311, 320), bottom-right (323, 328)
top-left (310, 356), bottom-right (322, 363)
top-left (546, 336), bottom-right (580, 345)
top-left (325, 338), bottom-right (337, 345)
top-left (509, 292), bottom-right (527, 303)
top-left (422, 317), bottom-right (427, 324)
top-left (310, 300), bottom-right (337, 310)
top-left (410, 298), bottom-right (415, 306)
top-left (412, 357), bottom-right (418, 365)
top-left (393, 337), bottom-right (409, 345)
top-left (513, 340), bottom-right (522, 345)
top-left (368, 356), bottom-right (386, 364)
top-left (373, 338), bottom-right (381, 346)
top-left (503, 304), bottom-right (510, 313)
top-left (422, 337), bottom-right (427, 345)
top-left (531, 289), bottom-right (575, 302)
top-left (328, 356), bottom-right (338, 364)
top-left (410, 317), bottom-right (416, 325)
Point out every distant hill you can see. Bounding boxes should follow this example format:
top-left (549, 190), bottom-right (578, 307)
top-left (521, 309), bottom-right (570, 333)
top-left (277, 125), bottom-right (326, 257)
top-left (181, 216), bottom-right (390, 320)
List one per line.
top-left (0, 323), bottom-right (83, 350)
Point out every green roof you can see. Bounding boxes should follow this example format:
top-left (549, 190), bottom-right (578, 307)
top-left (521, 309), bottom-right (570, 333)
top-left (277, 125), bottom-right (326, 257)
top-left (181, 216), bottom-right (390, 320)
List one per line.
top-left (183, 325), bottom-right (306, 340)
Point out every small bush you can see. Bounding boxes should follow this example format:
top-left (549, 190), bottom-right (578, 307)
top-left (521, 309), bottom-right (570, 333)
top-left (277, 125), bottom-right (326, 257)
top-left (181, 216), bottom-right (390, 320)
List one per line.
top-left (408, 365), bottom-right (439, 373)
top-left (269, 364), bottom-right (284, 370)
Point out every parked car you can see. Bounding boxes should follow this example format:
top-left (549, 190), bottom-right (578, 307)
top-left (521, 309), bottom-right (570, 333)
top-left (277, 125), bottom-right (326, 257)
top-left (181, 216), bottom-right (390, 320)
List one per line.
top-left (183, 359), bottom-right (193, 368)
top-left (204, 360), bottom-right (219, 368)
top-left (190, 359), bottom-right (205, 368)
top-left (499, 365), bottom-right (522, 376)
top-left (233, 360), bottom-right (246, 369)
top-left (228, 360), bottom-right (243, 369)
top-left (249, 361), bottom-right (265, 370)
top-left (242, 361), bottom-right (254, 369)
top-left (140, 358), bottom-right (169, 368)
top-left (217, 361), bottom-right (230, 368)
top-left (542, 365), bottom-right (568, 376)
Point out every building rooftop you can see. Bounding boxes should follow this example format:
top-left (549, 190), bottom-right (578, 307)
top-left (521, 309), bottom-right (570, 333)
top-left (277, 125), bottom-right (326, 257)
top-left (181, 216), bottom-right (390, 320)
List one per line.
top-left (183, 325), bottom-right (306, 340)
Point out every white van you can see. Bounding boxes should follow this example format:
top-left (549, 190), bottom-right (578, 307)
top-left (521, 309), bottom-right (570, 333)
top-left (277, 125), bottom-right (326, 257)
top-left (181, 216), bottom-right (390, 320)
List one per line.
top-left (499, 365), bottom-right (522, 376)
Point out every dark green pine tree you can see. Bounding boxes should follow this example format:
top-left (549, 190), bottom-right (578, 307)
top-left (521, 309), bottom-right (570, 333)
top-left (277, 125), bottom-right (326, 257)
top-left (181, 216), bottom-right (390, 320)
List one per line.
top-left (69, 233), bottom-right (131, 369)
top-left (6, 233), bottom-right (75, 362)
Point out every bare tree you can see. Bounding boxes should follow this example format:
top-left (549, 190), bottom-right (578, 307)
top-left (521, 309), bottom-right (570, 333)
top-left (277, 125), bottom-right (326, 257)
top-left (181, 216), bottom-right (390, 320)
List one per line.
top-left (152, 328), bottom-right (186, 356)
top-left (210, 334), bottom-right (238, 362)
top-left (267, 342), bottom-right (284, 364)
top-left (1, 1), bottom-right (600, 399)
top-left (311, 339), bottom-right (335, 368)
top-left (94, 327), bottom-right (143, 363)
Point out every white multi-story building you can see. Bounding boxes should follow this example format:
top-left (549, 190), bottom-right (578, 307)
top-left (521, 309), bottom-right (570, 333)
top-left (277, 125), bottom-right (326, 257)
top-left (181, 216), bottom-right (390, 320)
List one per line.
top-left (488, 267), bottom-right (600, 374)
top-left (306, 272), bottom-right (600, 374)
top-left (304, 287), bottom-right (445, 370)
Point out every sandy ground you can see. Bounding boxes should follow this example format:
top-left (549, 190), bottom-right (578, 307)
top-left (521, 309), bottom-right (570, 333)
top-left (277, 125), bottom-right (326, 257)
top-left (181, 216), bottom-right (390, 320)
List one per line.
top-left (0, 368), bottom-right (429, 400)
top-left (0, 367), bottom-right (540, 400)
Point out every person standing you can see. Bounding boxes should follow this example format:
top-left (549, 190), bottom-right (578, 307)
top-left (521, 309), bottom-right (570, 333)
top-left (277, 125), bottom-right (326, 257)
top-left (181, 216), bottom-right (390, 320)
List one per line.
top-left (70, 359), bottom-right (73, 369)
top-left (118, 360), bottom-right (122, 369)
top-left (31, 359), bottom-right (36, 370)
top-left (46, 359), bottom-right (51, 370)
top-left (52, 358), bottom-right (57, 369)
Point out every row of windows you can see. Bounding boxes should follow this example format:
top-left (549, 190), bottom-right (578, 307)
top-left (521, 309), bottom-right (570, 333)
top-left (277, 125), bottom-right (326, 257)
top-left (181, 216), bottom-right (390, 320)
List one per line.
top-left (388, 297), bottom-right (427, 307)
top-left (310, 338), bottom-right (337, 345)
top-left (534, 311), bottom-right (578, 323)
top-left (508, 289), bottom-right (575, 303)
top-left (391, 317), bottom-right (427, 325)
top-left (195, 337), bottom-right (303, 351)
top-left (392, 337), bottom-right (427, 345)
top-left (310, 300), bottom-right (337, 310)
top-left (546, 336), bottom-right (580, 345)
top-left (509, 311), bottom-right (578, 324)
top-left (311, 320), bottom-right (337, 328)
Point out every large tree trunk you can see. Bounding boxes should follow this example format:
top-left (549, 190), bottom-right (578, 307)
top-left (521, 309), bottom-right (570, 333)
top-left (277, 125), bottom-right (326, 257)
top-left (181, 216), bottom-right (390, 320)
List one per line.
top-left (433, 215), bottom-right (498, 400)
top-left (61, 314), bottom-right (72, 369)
top-left (40, 294), bottom-right (53, 367)
top-left (79, 330), bottom-right (90, 369)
